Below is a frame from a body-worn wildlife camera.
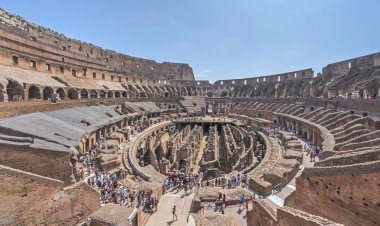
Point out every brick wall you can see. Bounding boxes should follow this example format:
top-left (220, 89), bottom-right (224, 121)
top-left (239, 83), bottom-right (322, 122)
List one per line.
top-left (0, 143), bottom-right (74, 185)
top-left (285, 162), bottom-right (380, 226)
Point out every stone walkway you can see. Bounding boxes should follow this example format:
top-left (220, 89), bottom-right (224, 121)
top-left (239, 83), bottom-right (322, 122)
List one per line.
top-left (145, 189), bottom-right (195, 226)
top-left (203, 204), bottom-right (250, 226)
top-left (264, 137), bottom-right (315, 208)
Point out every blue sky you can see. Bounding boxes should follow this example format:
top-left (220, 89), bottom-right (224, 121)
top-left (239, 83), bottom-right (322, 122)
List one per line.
top-left (1, 0), bottom-right (379, 82)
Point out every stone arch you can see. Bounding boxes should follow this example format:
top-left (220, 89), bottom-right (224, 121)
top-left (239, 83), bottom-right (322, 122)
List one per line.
top-left (207, 88), bottom-right (213, 97)
top-left (186, 87), bottom-right (192, 96)
top-left (357, 87), bottom-right (364, 98)
top-left (90, 90), bottom-right (98, 99)
top-left (122, 91), bottom-right (128, 98)
top-left (128, 90), bottom-right (136, 98)
top-left (68, 88), bottom-right (78, 99)
top-left (115, 91), bottom-right (121, 98)
top-left (128, 117), bottom-right (133, 125)
top-left (180, 87), bottom-right (187, 96)
top-left (28, 85), bottom-right (41, 100)
top-left (43, 87), bottom-right (54, 100)
top-left (56, 88), bottom-right (66, 100)
top-left (6, 80), bottom-right (24, 101)
top-left (0, 89), bottom-right (4, 102)
top-left (80, 89), bottom-right (88, 99)
top-left (107, 91), bottom-right (114, 98)
top-left (99, 90), bottom-right (106, 98)
top-left (364, 77), bottom-right (380, 99)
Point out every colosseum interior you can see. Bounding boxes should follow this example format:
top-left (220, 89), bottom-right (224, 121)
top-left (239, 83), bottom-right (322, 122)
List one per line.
top-left (0, 7), bottom-right (379, 226)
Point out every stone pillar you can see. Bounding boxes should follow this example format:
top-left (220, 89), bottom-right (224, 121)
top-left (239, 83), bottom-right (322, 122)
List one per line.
top-left (3, 91), bottom-right (8, 102)
top-left (23, 89), bottom-right (29, 101)
top-left (39, 89), bottom-right (44, 100)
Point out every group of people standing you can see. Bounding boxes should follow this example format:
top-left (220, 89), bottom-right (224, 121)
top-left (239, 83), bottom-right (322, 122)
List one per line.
top-left (164, 171), bottom-right (201, 194)
top-left (87, 169), bottom-right (159, 212)
top-left (201, 173), bottom-right (249, 189)
top-left (78, 133), bottom-right (114, 180)
top-left (261, 124), bottom-right (321, 162)
top-left (304, 142), bottom-right (320, 162)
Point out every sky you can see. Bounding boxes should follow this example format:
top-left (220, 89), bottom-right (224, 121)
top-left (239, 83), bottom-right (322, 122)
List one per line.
top-left (0, 0), bottom-right (379, 82)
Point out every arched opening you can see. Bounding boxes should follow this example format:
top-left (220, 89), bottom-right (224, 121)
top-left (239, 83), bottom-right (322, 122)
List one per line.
top-left (56, 88), bottom-right (65, 100)
top-left (68, 88), bottom-right (78, 99)
top-left (207, 88), bottom-right (213, 97)
top-left (128, 117), bottom-right (133, 125)
top-left (358, 88), bottom-right (364, 98)
top-left (196, 87), bottom-right (202, 96)
top-left (115, 91), bottom-right (121, 98)
top-left (90, 90), bottom-right (98, 99)
top-left (6, 80), bottom-right (24, 101)
top-left (81, 89), bottom-right (88, 99)
top-left (164, 92), bottom-right (169, 98)
top-left (28, 86), bottom-right (41, 100)
top-left (128, 91), bottom-right (136, 99)
top-left (99, 90), bottom-right (106, 98)
top-left (107, 91), bottom-right (114, 98)
top-left (122, 91), bottom-right (128, 98)
top-left (43, 87), bottom-right (54, 100)
top-left (0, 89), bottom-right (4, 102)
top-left (181, 87), bottom-right (187, 96)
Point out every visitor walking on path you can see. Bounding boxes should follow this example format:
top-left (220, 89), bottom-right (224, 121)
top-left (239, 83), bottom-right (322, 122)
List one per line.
top-left (172, 205), bottom-right (178, 221)
top-left (239, 194), bottom-right (245, 210)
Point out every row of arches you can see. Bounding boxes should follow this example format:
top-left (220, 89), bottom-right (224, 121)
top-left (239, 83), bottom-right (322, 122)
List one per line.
top-left (2, 80), bottom-right (317, 102)
top-left (1, 81), bottom-right (197, 102)
top-left (210, 81), bottom-right (308, 98)
top-left (3, 83), bottom-right (130, 101)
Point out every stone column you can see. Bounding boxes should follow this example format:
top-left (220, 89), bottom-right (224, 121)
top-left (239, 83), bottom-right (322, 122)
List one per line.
top-left (23, 88), bottom-right (28, 101)
top-left (3, 91), bottom-right (8, 102)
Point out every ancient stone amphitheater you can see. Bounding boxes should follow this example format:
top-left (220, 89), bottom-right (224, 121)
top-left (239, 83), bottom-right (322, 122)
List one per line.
top-left (0, 8), bottom-right (379, 226)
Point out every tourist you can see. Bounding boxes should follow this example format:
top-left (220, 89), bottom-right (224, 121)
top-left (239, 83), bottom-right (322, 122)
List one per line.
top-left (223, 194), bottom-right (228, 209)
top-left (172, 205), bottom-right (178, 221)
top-left (155, 195), bottom-right (158, 211)
top-left (239, 194), bottom-right (245, 210)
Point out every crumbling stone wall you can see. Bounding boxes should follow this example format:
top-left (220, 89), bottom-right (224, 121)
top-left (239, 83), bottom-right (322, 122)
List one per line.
top-left (0, 143), bottom-right (74, 185)
top-left (0, 8), bottom-right (194, 81)
top-left (0, 165), bottom-right (99, 225)
top-left (285, 161), bottom-right (380, 226)
top-left (247, 199), bottom-right (343, 226)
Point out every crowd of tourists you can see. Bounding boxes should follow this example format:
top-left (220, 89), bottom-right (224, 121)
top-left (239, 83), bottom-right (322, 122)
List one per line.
top-left (260, 124), bottom-right (321, 162)
top-left (175, 116), bottom-right (229, 122)
top-left (164, 171), bottom-right (201, 194)
top-left (86, 169), bottom-right (159, 211)
top-left (336, 93), bottom-right (378, 100)
top-left (163, 171), bottom-right (251, 194)
top-left (9, 95), bottom-right (23, 102)
top-left (201, 173), bottom-right (249, 189)
top-left (304, 142), bottom-right (320, 162)
top-left (78, 133), bottom-right (114, 180)
top-left (213, 188), bottom-right (252, 214)
top-left (136, 119), bottom-right (147, 133)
